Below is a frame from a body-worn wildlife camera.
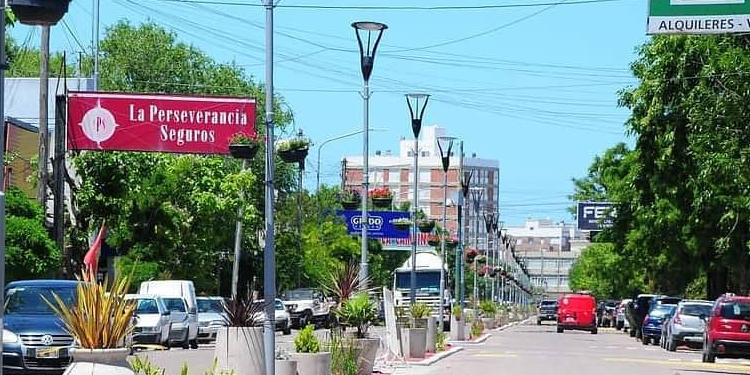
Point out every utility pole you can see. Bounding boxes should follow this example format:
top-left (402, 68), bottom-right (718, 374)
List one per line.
top-left (38, 25), bottom-right (50, 207)
top-left (53, 95), bottom-right (66, 277)
top-left (231, 159), bottom-right (248, 299)
top-left (92, 0), bottom-right (100, 90)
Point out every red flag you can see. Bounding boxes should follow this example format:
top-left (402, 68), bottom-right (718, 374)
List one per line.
top-left (83, 222), bottom-right (106, 277)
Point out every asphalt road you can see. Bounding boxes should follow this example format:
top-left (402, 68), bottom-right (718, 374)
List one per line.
top-left (140, 321), bottom-right (750, 375)
top-left (399, 321), bottom-right (750, 375)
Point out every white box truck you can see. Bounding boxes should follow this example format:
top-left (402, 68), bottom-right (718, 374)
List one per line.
top-left (393, 251), bottom-right (450, 323)
top-left (139, 280), bottom-right (199, 349)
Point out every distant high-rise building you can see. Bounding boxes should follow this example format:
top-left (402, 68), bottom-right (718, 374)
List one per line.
top-left (342, 125), bottom-right (499, 247)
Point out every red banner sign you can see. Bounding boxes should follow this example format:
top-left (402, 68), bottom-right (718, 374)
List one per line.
top-left (67, 92), bottom-right (256, 154)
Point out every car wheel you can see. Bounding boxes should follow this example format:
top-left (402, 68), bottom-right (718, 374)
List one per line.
top-left (702, 340), bottom-right (716, 363)
top-left (642, 336), bottom-right (650, 345)
top-left (556, 326), bottom-right (563, 333)
top-left (591, 327), bottom-right (598, 335)
top-left (181, 337), bottom-right (190, 350)
top-left (190, 339), bottom-right (198, 349)
top-left (629, 328), bottom-right (636, 337)
top-left (299, 311), bottom-right (312, 328)
top-left (667, 337), bottom-right (677, 352)
top-left (283, 320), bottom-right (292, 335)
top-left (653, 338), bottom-right (660, 346)
top-left (537, 319), bottom-right (542, 326)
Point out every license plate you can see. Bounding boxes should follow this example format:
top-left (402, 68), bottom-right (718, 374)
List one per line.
top-left (566, 317), bottom-right (575, 322)
top-left (36, 348), bottom-right (60, 359)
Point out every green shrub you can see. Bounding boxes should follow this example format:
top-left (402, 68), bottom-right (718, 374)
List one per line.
top-left (435, 330), bottom-right (447, 352)
top-left (452, 304), bottom-right (462, 320)
top-left (479, 300), bottom-right (497, 316)
top-left (329, 334), bottom-right (358, 375)
top-left (294, 324), bottom-right (321, 353)
top-left (409, 302), bottom-right (431, 320)
top-left (471, 320), bottom-right (484, 338)
top-left (336, 293), bottom-right (376, 338)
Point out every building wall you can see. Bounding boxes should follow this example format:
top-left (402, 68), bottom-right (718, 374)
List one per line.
top-left (5, 123), bottom-right (38, 196)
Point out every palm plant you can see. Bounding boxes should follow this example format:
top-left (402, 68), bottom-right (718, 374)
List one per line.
top-left (223, 295), bottom-right (265, 327)
top-left (324, 261), bottom-right (368, 307)
top-left (335, 293), bottom-right (377, 338)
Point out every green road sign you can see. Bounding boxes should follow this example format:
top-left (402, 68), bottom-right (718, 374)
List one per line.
top-left (648, 0), bottom-right (750, 34)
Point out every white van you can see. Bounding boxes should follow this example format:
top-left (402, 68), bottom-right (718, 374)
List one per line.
top-left (139, 280), bottom-right (199, 349)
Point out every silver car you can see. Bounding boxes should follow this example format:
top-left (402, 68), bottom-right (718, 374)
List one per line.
top-left (197, 297), bottom-right (227, 343)
top-left (125, 294), bottom-right (171, 348)
top-left (162, 297), bottom-right (192, 349)
top-left (663, 300), bottom-right (713, 351)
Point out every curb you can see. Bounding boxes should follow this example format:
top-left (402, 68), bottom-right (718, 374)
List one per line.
top-left (409, 346), bottom-right (465, 366)
top-left (447, 332), bottom-right (491, 346)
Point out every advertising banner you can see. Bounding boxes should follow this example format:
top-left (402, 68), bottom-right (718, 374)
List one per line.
top-left (67, 92), bottom-right (255, 154)
top-left (577, 202), bottom-right (616, 231)
top-left (337, 210), bottom-right (411, 239)
top-left (648, 0), bottom-right (750, 34)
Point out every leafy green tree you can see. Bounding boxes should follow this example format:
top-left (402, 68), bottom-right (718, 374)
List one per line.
top-left (5, 187), bottom-right (59, 281)
top-left (568, 243), bottom-right (643, 299)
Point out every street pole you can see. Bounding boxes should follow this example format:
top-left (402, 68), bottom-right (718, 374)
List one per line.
top-left (436, 136), bottom-right (454, 332)
top-left (263, 1), bottom-right (276, 374)
top-left (455, 142), bottom-right (465, 308)
top-left (1, 4), bottom-right (7, 371)
top-left (38, 25), bottom-right (50, 206)
top-left (316, 129), bottom-right (384, 192)
top-left (231, 159), bottom-right (248, 299)
top-left (93, 0), bottom-right (100, 90)
top-left (410, 134), bottom-right (418, 305)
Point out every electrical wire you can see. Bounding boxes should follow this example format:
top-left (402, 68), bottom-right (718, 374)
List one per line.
top-left (150, 0), bottom-right (623, 10)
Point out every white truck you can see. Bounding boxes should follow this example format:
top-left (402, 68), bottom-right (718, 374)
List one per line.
top-left (392, 251), bottom-right (449, 322)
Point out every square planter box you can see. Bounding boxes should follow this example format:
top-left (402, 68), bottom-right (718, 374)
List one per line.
top-left (449, 316), bottom-right (466, 341)
top-left (401, 328), bottom-right (427, 359)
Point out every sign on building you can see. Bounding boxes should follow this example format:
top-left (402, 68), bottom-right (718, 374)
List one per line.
top-left (648, 0), bottom-right (750, 34)
top-left (577, 202), bottom-right (616, 231)
top-left (67, 92), bottom-right (255, 154)
top-left (337, 210), bottom-right (411, 239)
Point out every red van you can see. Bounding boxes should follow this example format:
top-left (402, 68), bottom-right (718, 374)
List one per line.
top-left (557, 293), bottom-right (597, 334)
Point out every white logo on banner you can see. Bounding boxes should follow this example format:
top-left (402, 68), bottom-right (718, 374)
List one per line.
top-left (671, 0), bottom-right (744, 4)
top-left (79, 101), bottom-right (119, 146)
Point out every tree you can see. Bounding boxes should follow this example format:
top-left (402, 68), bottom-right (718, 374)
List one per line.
top-left (568, 243), bottom-right (643, 299)
top-left (5, 187), bottom-right (60, 281)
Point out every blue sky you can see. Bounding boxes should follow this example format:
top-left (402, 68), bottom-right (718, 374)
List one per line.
top-left (9, 0), bottom-right (646, 226)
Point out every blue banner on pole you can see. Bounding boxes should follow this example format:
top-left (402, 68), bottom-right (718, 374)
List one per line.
top-left (337, 210), bottom-right (411, 239)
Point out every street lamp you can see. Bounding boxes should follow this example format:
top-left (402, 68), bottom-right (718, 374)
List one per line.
top-left (352, 21), bottom-right (387, 287)
top-left (316, 128), bottom-right (387, 192)
top-left (457, 169), bottom-right (473, 307)
top-left (436, 135), bottom-right (455, 332)
top-left (469, 186), bottom-right (484, 308)
top-left (483, 211), bottom-right (497, 302)
top-left (405, 93), bottom-right (429, 305)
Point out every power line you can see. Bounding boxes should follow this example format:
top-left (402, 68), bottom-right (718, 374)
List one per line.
top-left (150, 0), bottom-right (623, 10)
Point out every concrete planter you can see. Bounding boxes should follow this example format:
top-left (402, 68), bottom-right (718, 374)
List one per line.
top-left (291, 352), bottom-right (332, 375)
top-left (401, 328), bottom-right (426, 359)
top-left (481, 318), bottom-right (496, 330)
top-left (425, 317), bottom-right (437, 353)
top-left (354, 338), bottom-right (380, 375)
top-left (215, 327), bottom-right (265, 375)
top-left (449, 315), bottom-right (466, 341)
top-left (275, 360), bottom-right (298, 375)
top-left (64, 348), bottom-right (133, 375)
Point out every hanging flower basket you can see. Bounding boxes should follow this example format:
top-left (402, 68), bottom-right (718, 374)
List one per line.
top-left (417, 220), bottom-right (435, 233)
top-left (427, 234), bottom-right (440, 247)
top-left (465, 248), bottom-right (478, 263)
top-left (228, 133), bottom-right (260, 160)
top-left (8, 0), bottom-right (71, 26)
top-left (478, 265), bottom-right (490, 277)
top-left (277, 137), bottom-right (311, 163)
top-left (392, 218), bottom-right (412, 232)
top-left (445, 239), bottom-right (458, 250)
top-left (370, 187), bottom-right (393, 208)
top-left (475, 255), bottom-right (487, 264)
top-left (341, 190), bottom-right (361, 210)
top-left (489, 267), bottom-right (498, 278)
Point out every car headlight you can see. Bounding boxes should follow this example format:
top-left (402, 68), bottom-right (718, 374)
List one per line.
top-left (140, 326), bottom-right (160, 333)
top-left (210, 320), bottom-right (226, 327)
top-left (3, 329), bottom-right (18, 344)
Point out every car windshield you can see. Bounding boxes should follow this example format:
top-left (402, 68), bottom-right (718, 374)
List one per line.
top-left (276, 301), bottom-right (284, 310)
top-left (541, 301), bottom-right (557, 306)
top-left (198, 299), bottom-right (224, 313)
top-left (680, 304), bottom-right (712, 317)
top-left (163, 298), bottom-right (186, 312)
top-left (135, 298), bottom-right (160, 314)
top-left (283, 290), bottom-right (314, 300)
top-left (395, 272), bottom-right (440, 292)
top-left (5, 286), bottom-right (76, 315)
top-left (720, 301), bottom-right (750, 319)
top-left (649, 306), bottom-right (675, 318)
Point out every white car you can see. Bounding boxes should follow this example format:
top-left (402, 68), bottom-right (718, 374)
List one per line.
top-left (139, 280), bottom-right (199, 349)
top-left (197, 297), bottom-right (227, 343)
top-left (254, 299), bottom-right (292, 335)
top-left (162, 297), bottom-right (193, 349)
top-left (663, 300), bottom-right (713, 351)
top-left (281, 288), bottom-right (333, 328)
top-left (125, 294), bottom-right (172, 348)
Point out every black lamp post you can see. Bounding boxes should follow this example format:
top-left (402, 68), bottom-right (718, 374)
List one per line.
top-left (457, 169), bottom-right (473, 306)
top-left (8, 0), bottom-right (71, 25)
top-left (436, 135), bottom-right (455, 332)
top-left (352, 21), bottom-right (387, 287)
top-left (483, 211), bottom-right (497, 301)
top-left (405, 93), bottom-right (429, 305)
top-left (469, 187), bottom-right (484, 308)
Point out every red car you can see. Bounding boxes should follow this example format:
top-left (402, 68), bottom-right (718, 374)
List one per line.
top-left (557, 293), bottom-right (597, 334)
top-left (703, 294), bottom-right (750, 363)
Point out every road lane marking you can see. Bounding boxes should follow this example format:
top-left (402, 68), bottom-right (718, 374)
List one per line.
top-left (602, 357), bottom-right (750, 373)
top-left (472, 353), bottom-right (518, 358)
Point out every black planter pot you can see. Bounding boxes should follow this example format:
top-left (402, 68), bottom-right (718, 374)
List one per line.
top-left (418, 220), bottom-right (435, 233)
top-left (372, 197), bottom-right (393, 209)
top-left (229, 143), bottom-right (259, 160)
top-left (278, 147), bottom-right (309, 163)
top-left (427, 239), bottom-right (439, 247)
top-left (9, 0), bottom-right (70, 25)
top-left (341, 200), bottom-right (359, 210)
top-left (393, 223), bottom-right (411, 232)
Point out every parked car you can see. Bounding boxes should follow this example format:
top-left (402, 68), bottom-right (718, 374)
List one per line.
top-left (615, 299), bottom-right (631, 331)
top-left (281, 288), bottom-right (333, 328)
top-left (162, 297), bottom-right (193, 349)
top-left (196, 297), bottom-right (227, 343)
top-left (139, 280), bottom-right (199, 349)
top-left (663, 300), bottom-right (712, 351)
top-left (537, 299), bottom-right (558, 325)
top-left (254, 299), bottom-right (292, 335)
top-left (641, 303), bottom-right (676, 345)
top-left (628, 294), bottom-right (656, 339)
top-left (556, 293), bottom-right (597, 334)
top-left (3, 280), bottom-right (79, 374)
top-left (702, 294), bottom-right (750, 363)
top-left (599, 300), bottom-right (618, 327)
top-left (124, 294), bottom-right (172, 348)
